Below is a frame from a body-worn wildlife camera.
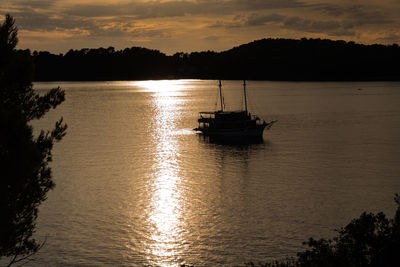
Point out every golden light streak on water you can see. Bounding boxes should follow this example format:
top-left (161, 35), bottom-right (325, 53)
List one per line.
top-left (136, 80), bottom-right (188, 266)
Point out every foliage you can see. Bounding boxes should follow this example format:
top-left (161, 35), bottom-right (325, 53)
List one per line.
top-left (245, 194), bottom-right (400, 267)
top-left (297, 194), bottom-right (400, 267)
top-left (0, 14), bottom-right (67, 266)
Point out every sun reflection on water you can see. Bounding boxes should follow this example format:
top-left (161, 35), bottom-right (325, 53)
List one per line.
top-left (136, 80), bottom-right (188, 266)
top-left (133, 80), bottom-right (192, 94)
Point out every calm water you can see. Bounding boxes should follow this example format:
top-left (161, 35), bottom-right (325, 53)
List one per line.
top-left (28, 80), bottom-right (400, 266)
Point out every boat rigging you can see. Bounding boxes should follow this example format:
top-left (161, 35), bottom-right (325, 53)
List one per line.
top-left (194, 80), bottom-right (276, 138)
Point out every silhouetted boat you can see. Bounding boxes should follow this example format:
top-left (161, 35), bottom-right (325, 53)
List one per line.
top-left (194, 80), bottom-right (276, 138)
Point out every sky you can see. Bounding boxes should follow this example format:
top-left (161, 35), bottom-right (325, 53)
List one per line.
top-left (1, 0), bottom-right (399, 54)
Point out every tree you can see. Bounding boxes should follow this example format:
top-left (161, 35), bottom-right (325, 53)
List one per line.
top-left (297, 194), bottom-right (400, 267)
top-left (0, 14), bottom-right (67, 266)
top-left (246, 195), bottom-right (400, 267)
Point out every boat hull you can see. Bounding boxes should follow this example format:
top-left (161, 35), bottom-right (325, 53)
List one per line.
top-left (194, 124), bottom-right (267, 138)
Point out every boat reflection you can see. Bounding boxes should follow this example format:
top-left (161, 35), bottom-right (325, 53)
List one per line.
top-left (197, 134), bottom-right (265, 146)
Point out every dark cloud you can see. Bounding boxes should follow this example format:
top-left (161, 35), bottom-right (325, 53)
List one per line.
top-left (206, 1), bottom-right (394, 38)
top-left (209, 13), bottom-right (284, 28)
top-left (315, 4), bottom-right (394, 27)
top-left (7, 0), bottom-right (58, 9)
top-left (232, 0), bottom-right (305, 10)
top-left (64, 0), bottom-right (306, 19)
top-left (13, 9), bottom-right (91, 32)
top-left (210, 13), bottom-right (355, 37)
top-left (209, 20), bottom-right (241, 29)
top-left (376, 33), bottom-right (400, 44)
top-left (64, 2), bottom-right (191, 19)
top-left (245, 13), bottom-right (285, 26)
top-left (313, 4), bottom-right (345, 17)
top-left (10, 8), bottom-right (167, 39)
top-left (284, 16), bottom-right (343, 32)
top-left (63, 4), bottom-right (121, 18)
top-left (283, 16), bottom-right (355, 36)
top-left (204, 35), bottom-right (221, 41)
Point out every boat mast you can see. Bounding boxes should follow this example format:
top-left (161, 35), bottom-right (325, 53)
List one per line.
top-left (219, 80), bottom-right (224, 112)
top-left (243, 80), bottom-right (248, 115)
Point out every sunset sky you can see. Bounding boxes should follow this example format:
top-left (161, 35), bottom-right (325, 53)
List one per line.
top-left (1, 0), bottom-right (399, 54)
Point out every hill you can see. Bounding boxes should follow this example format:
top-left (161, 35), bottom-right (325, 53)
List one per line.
top-left (31, 38), bottom-right (400, 81)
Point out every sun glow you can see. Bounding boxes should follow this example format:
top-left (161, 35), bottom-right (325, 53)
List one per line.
top-left (132, 80), bottom-right (193, 94)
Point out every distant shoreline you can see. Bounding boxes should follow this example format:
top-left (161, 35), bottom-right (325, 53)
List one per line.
top-left (30, 37), bottom-right (400, 82)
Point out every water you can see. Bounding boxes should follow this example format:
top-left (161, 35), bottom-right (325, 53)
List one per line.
top-left (26, 80), bottom-right (400, 266)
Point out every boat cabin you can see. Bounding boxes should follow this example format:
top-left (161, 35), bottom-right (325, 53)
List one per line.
top-left (197, 110), bottom-right (264, 130)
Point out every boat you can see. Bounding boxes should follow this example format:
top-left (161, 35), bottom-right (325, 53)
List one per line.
top-left (194, 80), bottom-right (276, 138)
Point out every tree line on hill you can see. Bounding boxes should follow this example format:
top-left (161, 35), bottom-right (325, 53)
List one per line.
top-left (31, 38), bottom-right (400, 81)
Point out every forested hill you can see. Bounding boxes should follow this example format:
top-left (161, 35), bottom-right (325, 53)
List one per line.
top-left (32, 38), bottom-right (400, 81)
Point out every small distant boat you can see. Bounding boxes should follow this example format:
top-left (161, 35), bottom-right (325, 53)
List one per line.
top-left (194, 80), bottom-right (276, 138)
